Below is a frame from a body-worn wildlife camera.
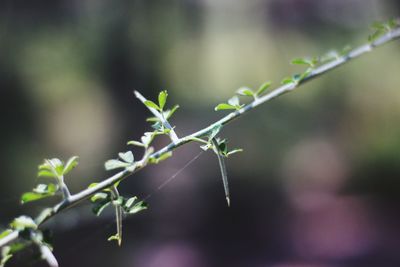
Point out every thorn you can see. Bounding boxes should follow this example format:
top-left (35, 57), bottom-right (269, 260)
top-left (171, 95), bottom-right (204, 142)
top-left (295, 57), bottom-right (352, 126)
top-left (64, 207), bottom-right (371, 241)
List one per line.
top-left (226, 196), bottom-right (230, 207)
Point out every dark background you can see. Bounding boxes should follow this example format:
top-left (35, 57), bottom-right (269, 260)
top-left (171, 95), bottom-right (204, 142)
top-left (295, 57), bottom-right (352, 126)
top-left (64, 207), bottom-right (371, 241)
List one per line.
top-left (1, 1), bottom-right (400, 266)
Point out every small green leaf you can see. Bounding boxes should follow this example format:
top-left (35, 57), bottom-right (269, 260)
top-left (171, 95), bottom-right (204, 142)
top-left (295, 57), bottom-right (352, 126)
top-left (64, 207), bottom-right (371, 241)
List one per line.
top-left (46, 183), bottom-right (58, 193)
top-left (256, 81), bottom-right (272, 96)
top-left (104, 159), bottom-right (130, 171)
top-left (90, 192), bottom-right (109, 202)
top-left (93, 200), bottom-right (111, 216)
top-left (226, 148), bottom-right (243, 157)
top-left (149, 151), bottom-right (172, 164)
top-left (37, 170), bottom-right (56, 179)
top-left (118, 151), bottom-right (134, 163)
top-left (371, 21), bottom-right (385, 30)
top-left (47, 159), bottom-right (64, 176)
top-left (112, 196), bottom-right (124, 206)
top-left (187, 136), bottom-right (208, 144)
top-left (209, 124), bottom-right (222, 141)
top-left (236, 87), bottom-right (254, 97)
top-left (144, 100), bottom-right (160, 111)
top-left (123, 197), bottom-right (137, 209)
top-left (88, 183), bottom-right (98, 188)
top-left (10, 216), bottom-right (37, 231)
top-left (165, 104), bottom-right (180, 119)
top-left (141, 132), bottom-right (155, 147)
top-left (0, 230), bottom-right (12, 239)
top-left (63, 156), bottom-right (79, 175)
top-left (291, 58), bottom-right (312, 66)
top-left (126, 200), bottom-right (147, 214)
top-left (368, 30), bottom-right (384, 42)
top-left (146, 116), bottom-right (160, 123)
top-left (21, 183), bottom-right (59, 204)
top-left (1, 246), bottom-right (12, 267)
top-left (32, 184), bottom-right (48, 194)
top-left (127, 140), bottom-right (145, 147)
top-left (21, 192), bottom-right (51, 204)
top-left (281, 77), bottom-right (294, 85)
top-left (158, 90), bottom-right (168, 110)
top-left (214, 103), bottom-right (236, 111)
top-left (107, 233), bottom-right (121, 244)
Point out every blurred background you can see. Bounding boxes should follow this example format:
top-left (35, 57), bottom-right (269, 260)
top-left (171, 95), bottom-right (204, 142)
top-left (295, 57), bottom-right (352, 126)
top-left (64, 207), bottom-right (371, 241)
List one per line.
top-left (1, 0), bottom-right (400, 266)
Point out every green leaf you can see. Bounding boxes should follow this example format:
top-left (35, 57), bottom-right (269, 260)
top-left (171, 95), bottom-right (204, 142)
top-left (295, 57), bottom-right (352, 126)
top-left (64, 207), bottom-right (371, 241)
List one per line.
top-left (1, 246), bottom-right (12, 267)
top-left (214, 103), bottom-right (236, 111)
top-left (141, 132), bottom-right (155, 147)
top-left (118, 151), bottom-right (134, 163)
top-left (149, 151), bottom-right (172, 164)
top-left (371, 21), bottom-right (385, 30)
top-left (123, 197), bottom-right (138, 209)
top-left (46, 183), bottom-right (58, 193)
top-left (92, 200), bottom-right (111, 216)
top-left (226, 148), bottom-right (243, 157)
top-left (63, 156), bottom-right (79, 175)
top-left (295, 68), bottom-right (312, 82)
top-left (21, 192), bottom-right (51, 204)
top-left (125, 200), bottom-right (147, 214)
top-left (236, 87), bottom-right (254, 97)
top-left (32, 183), bottom-right (58, 194)
top-left (107, 233), bottom-right (121, 245)
top-left (112, 196), bottom-right (124, 206)
top-left (37, 170), bottom-right (56, 179)
top-left (127, 140), bottom-right (145, 147)
top-left (158, 90), bottom-right (168, 110)
top-left (0, 230), bottom-right (12, 239)
top-left (104, 159), bottom-right (130, 171)
top-left (47, 159), bottom-right (64, 176)
top-left (165, 104), bottom-right (180, 119)
top-left (256, 81), bottom-right (272, 96)
top-left (32, 184), bottom-right (48, 194)
top-left (281, 77), bottom-right (294, 85)
top-left (90, 192), bottom-right (109, 202)
top-left (291, 58), bottom-right (311, 66)
top-left (208, 124), bottom-right (222, 141)
top-left (187, 136), bottom-right (208, 144)
top-left (144, 100), bottom-right (160, 111)
top-left (10, 216), bottom-right (37, 231)
top-left (88, 183), bottom-right (98, 188)
top-left (368, 30), bottom-right (384, 42)
top-left (21, 184), bottom-right (59, 204)
top-left (146, 116), bottom-right (160, 123)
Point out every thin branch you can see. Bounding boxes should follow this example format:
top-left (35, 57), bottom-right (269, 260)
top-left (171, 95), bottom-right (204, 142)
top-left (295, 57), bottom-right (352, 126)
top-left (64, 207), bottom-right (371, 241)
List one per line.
top-left (1, 26), bottom-right (400, 249)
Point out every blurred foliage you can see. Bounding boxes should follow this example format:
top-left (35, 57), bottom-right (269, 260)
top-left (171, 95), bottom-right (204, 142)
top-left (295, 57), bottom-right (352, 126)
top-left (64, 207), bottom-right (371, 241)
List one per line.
top-left (0, 0), bottom-right (400, 266)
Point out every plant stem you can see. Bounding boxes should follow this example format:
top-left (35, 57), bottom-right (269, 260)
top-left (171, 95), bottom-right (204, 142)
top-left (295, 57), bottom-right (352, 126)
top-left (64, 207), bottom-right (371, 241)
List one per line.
top-left (1, 26), bottom-right (400, 249)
